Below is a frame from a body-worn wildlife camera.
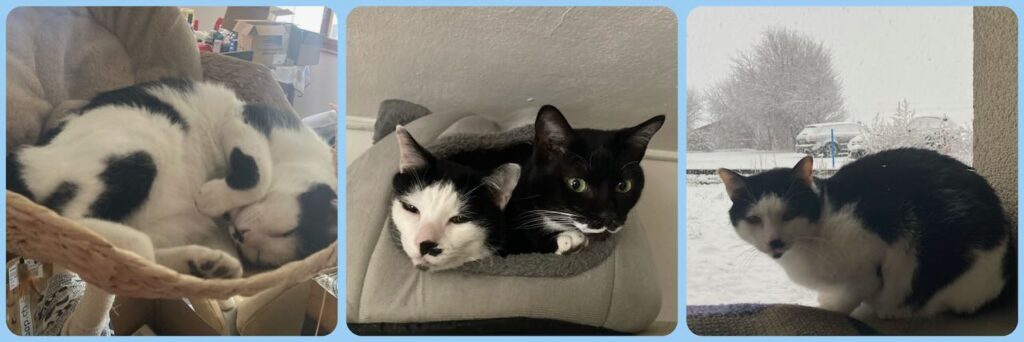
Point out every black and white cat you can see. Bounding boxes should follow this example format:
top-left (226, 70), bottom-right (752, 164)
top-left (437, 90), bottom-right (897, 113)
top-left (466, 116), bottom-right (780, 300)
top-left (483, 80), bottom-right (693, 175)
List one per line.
top-left (500, 106), bottom-right (665, 255)
top-left (7, 79), bottom-right (337, 334)
top-left (390, 126), bottom-right (520, 271)
top-left (718, 149), bottom-right (1011, 318)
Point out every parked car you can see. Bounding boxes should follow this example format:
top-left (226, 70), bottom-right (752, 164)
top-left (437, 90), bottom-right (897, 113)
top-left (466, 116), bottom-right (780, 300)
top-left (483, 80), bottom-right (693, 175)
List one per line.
top-left (908, 116), bottom-right (953, 149)
top-left (848, 134), bottom-right (867, 158)
top-left (795, 122), bottom-right (864, 157)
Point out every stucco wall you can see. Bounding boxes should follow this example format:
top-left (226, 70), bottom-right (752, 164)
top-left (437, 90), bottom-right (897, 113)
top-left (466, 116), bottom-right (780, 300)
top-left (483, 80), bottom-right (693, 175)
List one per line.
top-left (347, 7), bottom-right (678, 151)
top-left (973, 7), bottom-right (1018, 221)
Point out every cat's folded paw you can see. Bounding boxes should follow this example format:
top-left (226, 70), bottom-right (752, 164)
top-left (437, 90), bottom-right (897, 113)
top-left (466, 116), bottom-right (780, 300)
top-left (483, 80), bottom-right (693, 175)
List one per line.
top-left (555, 230), bottom-right (588, 255)
top-left (185, 248), bottom-right (243, 279)
top-left (196, 179), bottom-right (232, 217)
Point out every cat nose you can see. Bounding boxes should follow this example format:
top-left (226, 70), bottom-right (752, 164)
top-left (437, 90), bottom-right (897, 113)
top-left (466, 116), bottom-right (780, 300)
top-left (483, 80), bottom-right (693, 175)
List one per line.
top-left (419, 241), bottom-right (442, 256)
top-left (233, 228), bottom-right (248, 242)
top-left (768, 239), bottom-right (786, 250)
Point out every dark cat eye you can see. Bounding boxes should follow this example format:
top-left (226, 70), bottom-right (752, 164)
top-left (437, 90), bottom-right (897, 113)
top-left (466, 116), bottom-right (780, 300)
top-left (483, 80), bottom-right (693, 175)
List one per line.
top-left (449, 215), bottom-right (469, 224)
top-left (745, 215), bottom-right (762, 225)
top-left (616, 179), bottom-right (634, 192)
top-left (567, 178), bottom-right (588, 192)
top-left (400, 200), bottom-right (419, 214)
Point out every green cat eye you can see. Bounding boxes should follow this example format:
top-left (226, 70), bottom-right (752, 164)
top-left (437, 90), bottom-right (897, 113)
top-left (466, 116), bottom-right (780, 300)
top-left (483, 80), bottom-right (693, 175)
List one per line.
top-left (616, 180), bottom-right (634, 193)
top-left (567, 178), bottom-right (588, 192)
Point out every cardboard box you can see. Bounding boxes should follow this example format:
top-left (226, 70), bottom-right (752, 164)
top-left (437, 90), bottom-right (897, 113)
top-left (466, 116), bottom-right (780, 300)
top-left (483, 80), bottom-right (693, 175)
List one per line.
top-left (286, 28), bottom-right (323, 66)
top-left (233, 20), bottom-right (290, 66)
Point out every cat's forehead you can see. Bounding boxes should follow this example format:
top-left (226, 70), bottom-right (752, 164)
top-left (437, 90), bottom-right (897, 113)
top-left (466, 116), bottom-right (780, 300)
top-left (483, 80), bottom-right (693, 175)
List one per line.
top-left (745, 168), bottom-right (805, 196)
top-left (403, 181), bottom-right (465, 215)
top-left (748, 194), bottom-right (786, 214)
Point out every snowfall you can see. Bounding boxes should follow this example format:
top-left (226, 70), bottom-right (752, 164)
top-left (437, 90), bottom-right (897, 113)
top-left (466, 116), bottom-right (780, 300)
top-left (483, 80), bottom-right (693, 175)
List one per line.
top-left (684, 150), bottom-right (847, 306)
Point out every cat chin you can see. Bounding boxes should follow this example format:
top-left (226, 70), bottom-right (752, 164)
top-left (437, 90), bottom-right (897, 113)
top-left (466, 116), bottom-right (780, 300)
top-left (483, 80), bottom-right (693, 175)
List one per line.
top-left (571, 222), bottom-right (623, 235)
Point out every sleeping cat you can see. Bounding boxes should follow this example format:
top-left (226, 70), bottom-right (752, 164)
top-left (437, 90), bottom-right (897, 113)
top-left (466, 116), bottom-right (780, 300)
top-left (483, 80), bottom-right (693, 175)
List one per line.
top-left (718, 149), bottom-right (1011, 318)
top-left (7, 79), bottom-right (337, 334)
top-left (499, 106), bottom-right (665, 255)
top-left (390, 126), bottom-right (520, 271)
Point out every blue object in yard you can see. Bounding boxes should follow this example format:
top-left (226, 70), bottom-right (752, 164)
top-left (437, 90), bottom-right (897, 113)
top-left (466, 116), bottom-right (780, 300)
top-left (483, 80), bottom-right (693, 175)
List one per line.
top-left (831, 128), bottom-right (836, 167)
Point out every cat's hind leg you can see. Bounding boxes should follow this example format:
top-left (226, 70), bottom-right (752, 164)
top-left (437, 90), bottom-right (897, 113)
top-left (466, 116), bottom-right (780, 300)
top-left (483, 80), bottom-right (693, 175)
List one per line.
top-left (868, 240), bottom-right (917, 319)
top-left (196, 119), bottom-right (274, 217)
top-left (62, 218), bottom-right (156, 335)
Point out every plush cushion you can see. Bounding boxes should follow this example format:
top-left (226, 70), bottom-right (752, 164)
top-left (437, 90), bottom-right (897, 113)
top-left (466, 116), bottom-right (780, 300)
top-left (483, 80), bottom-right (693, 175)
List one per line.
top-left (346, 110), bottom-right (662, 333)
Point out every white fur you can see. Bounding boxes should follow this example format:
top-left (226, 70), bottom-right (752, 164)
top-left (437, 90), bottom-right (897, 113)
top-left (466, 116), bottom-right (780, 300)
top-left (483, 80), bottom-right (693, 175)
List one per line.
top-left (391, 181), bottom-right (491, 271)
top-left (737, 193), bottom-right (1006, 319)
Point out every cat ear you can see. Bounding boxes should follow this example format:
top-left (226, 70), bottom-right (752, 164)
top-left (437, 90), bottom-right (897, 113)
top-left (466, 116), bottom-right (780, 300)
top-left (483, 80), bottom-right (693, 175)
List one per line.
top-left (717, 168), bottom-right (747, 202)
top-left (793, 156), bottom-right (814, 186)
top-left (395, 125), bottom-right (433, 173)
top-left (535, 105), bottom-right (574, 158)
top-left (483, 163), bottom-right (521, 210)
top-left (623, 115), bottom-right (665, 159)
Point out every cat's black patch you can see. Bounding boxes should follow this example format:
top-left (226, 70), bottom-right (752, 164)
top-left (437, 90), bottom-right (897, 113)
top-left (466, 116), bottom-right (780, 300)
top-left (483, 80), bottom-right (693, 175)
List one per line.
top-left (825, 148), bottom-right (1008, 309)
top-left (242, 104), bottom-right (300, 139)
top-left (294, 183), bottom-right (338, 258)
top-left (80, 80), bottom-right (190, 131)
top-left (88, 151), bottom-right (156, 221)
top-left (6, 151), bottom-right (34, 200)
top-left (37, 121), bottom-right (67, 146)
top-left (41, 182), bottom-right (78, 214)
top-left (226, 148), bottom-right (259, 190)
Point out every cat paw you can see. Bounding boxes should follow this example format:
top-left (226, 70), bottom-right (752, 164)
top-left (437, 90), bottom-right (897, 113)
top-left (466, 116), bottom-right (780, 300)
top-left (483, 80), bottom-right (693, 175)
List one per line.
top-left (185, 248), bottom-right (243, 279)
top-left (196, 180), bottom-right (232, 217)
top-left (555, 230), bottom-right (588, 255)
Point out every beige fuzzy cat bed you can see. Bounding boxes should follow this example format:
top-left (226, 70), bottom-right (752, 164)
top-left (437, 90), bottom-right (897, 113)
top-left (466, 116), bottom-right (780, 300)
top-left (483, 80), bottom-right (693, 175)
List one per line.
top-left (7, 191), bottom-right (337, 299)
top-left (347, 105), bottom-right (662, 334)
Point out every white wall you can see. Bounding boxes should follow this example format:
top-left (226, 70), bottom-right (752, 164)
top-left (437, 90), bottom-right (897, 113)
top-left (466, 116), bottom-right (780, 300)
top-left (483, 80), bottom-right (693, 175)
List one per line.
top-left (347, 7), bottom-right (678, 151)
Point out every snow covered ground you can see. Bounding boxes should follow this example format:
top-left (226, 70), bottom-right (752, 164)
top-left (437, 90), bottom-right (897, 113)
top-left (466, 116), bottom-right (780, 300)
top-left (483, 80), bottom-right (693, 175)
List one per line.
top-left (685, 174), bottom-right (817, 306)
top-left (687, 150), bottom-right (853, 171)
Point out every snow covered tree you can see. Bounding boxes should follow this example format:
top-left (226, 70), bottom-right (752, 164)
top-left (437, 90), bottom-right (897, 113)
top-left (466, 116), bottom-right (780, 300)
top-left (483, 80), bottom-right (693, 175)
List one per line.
top-left (687, 87), bottom-right (715, 151)
top-left (862, 99), bottom-right (973, 164)
top-left (706, 27), bottom-right (847, 150)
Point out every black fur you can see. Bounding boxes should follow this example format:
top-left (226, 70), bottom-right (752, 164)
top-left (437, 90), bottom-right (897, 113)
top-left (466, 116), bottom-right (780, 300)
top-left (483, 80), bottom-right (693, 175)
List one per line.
top-left (294, 183), bottom-right (338, 258)
top-left (824, 148), bottom-right (1007, 309)
top-left (6, 151), bottom-right (34, 200)
top-left (41, 182), bottom-right (79, 214)
top-left (728, 148), bottom-right (1009, 312)
top-left (79, 79), bottom-right (191, 131)
top-left (226, 148), bottom-right (259, 190)
top-left (37, 120), bottom-right (67, 146)
top-left (88, 151), bottom-right (157, 221)
top-left (242, 104), bottom-right (300, 139)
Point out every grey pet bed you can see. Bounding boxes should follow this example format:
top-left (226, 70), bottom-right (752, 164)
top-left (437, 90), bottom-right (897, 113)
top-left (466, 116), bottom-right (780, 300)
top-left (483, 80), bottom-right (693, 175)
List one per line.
top-left (346, 102), bottom-right (662, 333)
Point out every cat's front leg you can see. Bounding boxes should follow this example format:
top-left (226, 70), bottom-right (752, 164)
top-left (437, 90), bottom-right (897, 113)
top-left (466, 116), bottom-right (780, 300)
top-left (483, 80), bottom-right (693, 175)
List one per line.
top-left (196, 120), bottom-right (274, 217)
top-left (554, 230), bottom-right (588, 255)
top-left (817, 290), bottom-right (863, 315)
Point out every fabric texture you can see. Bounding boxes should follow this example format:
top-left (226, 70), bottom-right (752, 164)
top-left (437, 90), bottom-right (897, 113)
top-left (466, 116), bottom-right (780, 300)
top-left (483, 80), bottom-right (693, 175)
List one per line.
top-left (347, 104), bottom-right (662, 333)
top-left (35, 272), bottom-right (114, 336)
top-left (6, 7), bottom-right (203, 150)
top-left (686, 304), bottom-right (880, 336)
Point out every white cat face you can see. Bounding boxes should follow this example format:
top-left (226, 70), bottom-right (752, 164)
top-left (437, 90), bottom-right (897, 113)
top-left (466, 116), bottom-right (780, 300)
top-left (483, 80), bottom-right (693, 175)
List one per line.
top-left (733, 194), bottom-right (817, 258)
top-left (391, 182), bottom-right (491, 271)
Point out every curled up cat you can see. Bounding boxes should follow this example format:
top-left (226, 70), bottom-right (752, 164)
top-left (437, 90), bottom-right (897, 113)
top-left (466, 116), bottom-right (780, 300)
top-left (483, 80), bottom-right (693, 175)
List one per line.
top-left (7, 79), bottom-right (337, 334)
top-left (718, 149), bottom-right (1012, 319)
